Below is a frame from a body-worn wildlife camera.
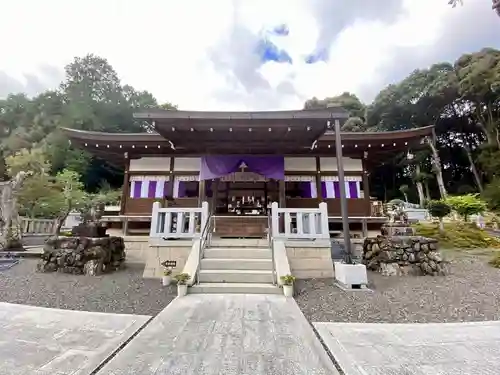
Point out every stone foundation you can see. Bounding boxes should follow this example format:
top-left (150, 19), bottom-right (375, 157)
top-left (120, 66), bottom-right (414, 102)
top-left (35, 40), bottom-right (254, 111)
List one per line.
top-left (362, 236), bottom-right (447, 276)
top-left (37, 236), bottom-right (126, 275)
top-left (285, 240), bottom-right (334, 279)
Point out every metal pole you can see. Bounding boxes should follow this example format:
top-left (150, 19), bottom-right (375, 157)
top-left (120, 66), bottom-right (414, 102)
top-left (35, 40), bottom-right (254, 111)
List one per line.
top-left (334, 119), bottom-right (352, 260)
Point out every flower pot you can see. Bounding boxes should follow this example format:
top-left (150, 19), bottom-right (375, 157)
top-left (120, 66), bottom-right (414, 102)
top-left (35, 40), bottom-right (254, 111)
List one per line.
top-left (162, 275), bottom-right (171, 286)
top-left (283, 284), bottom-right (294, 297)
top-left (177, 284), bottom-right (188, 297)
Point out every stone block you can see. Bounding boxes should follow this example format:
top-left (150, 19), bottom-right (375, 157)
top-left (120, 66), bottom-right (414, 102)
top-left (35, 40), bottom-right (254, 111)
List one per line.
top-left (334, 262), bottom-right (368, 287)
top-left (143, 244), bottom-right (191, 279)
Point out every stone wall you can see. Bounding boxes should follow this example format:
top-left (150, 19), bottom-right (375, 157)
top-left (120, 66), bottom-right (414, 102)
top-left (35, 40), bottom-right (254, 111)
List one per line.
top-left (285, 240), bottom-right (334, 279)
top-left (143, 239), bottom-right (192, 278)
top-left (124, 236), bottom-right (150, 264)
top-left (362, 236), bottom-right (447, 276)
top-left (37, 236), bottom-right (126, 275)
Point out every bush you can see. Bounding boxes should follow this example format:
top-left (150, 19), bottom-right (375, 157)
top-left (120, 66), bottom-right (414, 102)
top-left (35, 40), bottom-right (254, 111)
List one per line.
top-left (427, 200), bottom-right (451, 232)
top-left (414, 222), bottom-right (500, 249)
top-left (446, 194), bottom-right (487, 221)
top-left (483, 178), bottom-right (500, 212)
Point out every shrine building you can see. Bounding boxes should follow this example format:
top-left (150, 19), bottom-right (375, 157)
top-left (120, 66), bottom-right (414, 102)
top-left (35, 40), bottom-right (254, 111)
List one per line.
top-left (63, 108), bottom-right (433, 239)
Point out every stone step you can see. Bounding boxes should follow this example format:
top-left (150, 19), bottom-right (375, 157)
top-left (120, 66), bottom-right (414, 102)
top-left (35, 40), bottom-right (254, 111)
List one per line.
top-left (189, 283), bottom-right (282, 295)
top-left (203, 248), bottom-right (271, 259)
top-left (198, 269), bottom-right (275, 283)
top-left (201, 258), bottom-right (273, 271)
top-left (209, 238), bottom-right (269, 248)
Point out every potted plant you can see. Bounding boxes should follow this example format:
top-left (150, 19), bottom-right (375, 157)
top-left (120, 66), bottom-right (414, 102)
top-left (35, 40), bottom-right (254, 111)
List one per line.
top-left (162, 267), bottom-right (172, 286)
top-left (174, 273), bottom-right (190, 297)
top-left (280, 274), bottom-right (296, 297)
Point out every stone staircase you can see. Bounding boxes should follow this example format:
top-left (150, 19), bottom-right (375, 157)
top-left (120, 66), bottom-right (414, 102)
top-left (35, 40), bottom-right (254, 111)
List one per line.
top-left (189, 238), bottom-right (281, 295)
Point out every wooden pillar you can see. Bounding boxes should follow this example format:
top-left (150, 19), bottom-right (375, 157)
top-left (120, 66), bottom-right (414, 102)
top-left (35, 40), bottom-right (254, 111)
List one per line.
top-left (167, 157), bottom-right (175, 199)
top-left (198, 179), bottom-right (206, 207)
top-left (211, 178), bottom-right (220, 213)
top-left (278, 179), bottom-right (286, 207)
top-left (315, 156), bottom-right (323, 202)
top-left (120, 153), bottom-right (130, 215)
top-left (362, 157), bottom-right (371, 216)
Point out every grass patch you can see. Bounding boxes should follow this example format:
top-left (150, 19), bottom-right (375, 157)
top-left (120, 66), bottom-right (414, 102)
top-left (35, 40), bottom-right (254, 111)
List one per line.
top-left (413, 222), bottom-right (500, 250)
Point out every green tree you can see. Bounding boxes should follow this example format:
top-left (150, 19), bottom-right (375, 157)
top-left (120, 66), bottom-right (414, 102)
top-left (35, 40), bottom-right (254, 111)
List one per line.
top-left (399, 184), bottom-right (409, 202)
top-left (5, 148), bottom-right (50, 177)
top-left (446, 194), bottom-right (487, 221)
top-left (304, 92), bottom-right (369, 132)
top-left (50, 169), bottom-right (86, 234)
top-left (483, 178), bottom-right (500, 211)
top-left (427, 200), bottom-right (451, 233)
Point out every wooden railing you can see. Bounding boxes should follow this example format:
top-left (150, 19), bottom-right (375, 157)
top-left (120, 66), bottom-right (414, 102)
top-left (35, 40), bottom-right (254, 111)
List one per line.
top-left (271, 202), bottom-right (330, 240)
top-left (150, 201), bottom-right (209, 239)
top-left (21, 217), bottom-right (57, 235)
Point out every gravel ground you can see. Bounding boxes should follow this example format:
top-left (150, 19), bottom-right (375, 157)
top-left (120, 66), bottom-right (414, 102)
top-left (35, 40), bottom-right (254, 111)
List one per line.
top-left (295, 255), bottom-right (500, 323)
top-left (0, 259), bottom-right (176, 316)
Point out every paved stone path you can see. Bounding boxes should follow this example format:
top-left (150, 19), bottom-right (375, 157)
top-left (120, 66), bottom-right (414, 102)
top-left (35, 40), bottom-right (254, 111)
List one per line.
top-left (98, 294), bottom-right (338, 374)
top-left (315, 321), bottom-right (500, 374)
top-left (0, 302), bottom-right (150, 375)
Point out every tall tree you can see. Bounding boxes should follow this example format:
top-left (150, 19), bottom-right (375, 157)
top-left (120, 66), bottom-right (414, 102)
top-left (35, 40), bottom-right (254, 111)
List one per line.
top-left (304, 92), bottom-right (369, 132)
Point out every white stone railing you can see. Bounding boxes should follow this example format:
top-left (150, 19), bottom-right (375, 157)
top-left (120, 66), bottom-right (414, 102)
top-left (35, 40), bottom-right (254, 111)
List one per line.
top-left (21, 217), bottom-right (57, 235)
top-left (150, 201), bottom-right (209, 239)
top-left (271, 202), bottom-right (330, 240)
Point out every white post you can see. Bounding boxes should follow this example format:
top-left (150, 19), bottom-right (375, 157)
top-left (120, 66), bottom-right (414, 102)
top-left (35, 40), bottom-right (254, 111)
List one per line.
top-left (150, 201), bottom-right (160, 237)
top-left (319, 202), bottom-right (329, 239)
top-left (271, 202), bottom-right (279, 237)
top-left (200, 201), bottom-right (209, 236)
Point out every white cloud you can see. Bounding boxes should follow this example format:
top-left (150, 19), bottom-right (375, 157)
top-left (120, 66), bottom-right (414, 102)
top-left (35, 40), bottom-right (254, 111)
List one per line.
top-left (0, 0), bottom-right (497, 109)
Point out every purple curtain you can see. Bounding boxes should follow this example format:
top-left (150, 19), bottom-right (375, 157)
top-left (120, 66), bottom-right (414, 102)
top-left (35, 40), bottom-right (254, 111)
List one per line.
top-left (148, 181), bottom-right (157, 199)
top-left (299, 182), bottom-right (312, 198)
top-left (321, 182), bottom-right (327, 199)
top-left (133, 181), bottom-right (142, 198)
top-left (200, 156), bottom-right (284, 180)
top-left (333, 182), bottom-right (341, 198)
top-left (348, 181), bottom-right (358, 199)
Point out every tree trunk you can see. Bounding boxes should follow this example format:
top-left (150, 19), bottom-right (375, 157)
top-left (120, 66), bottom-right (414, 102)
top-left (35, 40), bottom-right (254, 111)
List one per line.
top-left (0, 172), bottom-right (27, 251)
top-left (424, 181), bottom-right (431, 200)
top-left (426, 137), bottom-right (447, 199)
top-left (439, 218), bottom-right (445, 234)
top-left (463, 141), bottom-right (483, 193)
top-left (415, 165), bottom-right (425, 207)
top-left (55, 210), bottom-right (70, 236)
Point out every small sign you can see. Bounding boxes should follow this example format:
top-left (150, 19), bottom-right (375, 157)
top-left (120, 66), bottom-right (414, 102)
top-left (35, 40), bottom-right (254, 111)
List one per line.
top-left (161, 260), bottom-right (177, 268)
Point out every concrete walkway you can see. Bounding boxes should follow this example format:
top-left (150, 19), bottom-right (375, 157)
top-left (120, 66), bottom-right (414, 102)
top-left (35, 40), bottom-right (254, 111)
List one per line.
top-left (0, 302), bottom-right (150, 375)
top-left (98, 294), bottom-right (338, 374)
top-left (315, 321), bottom-right (500, 374)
